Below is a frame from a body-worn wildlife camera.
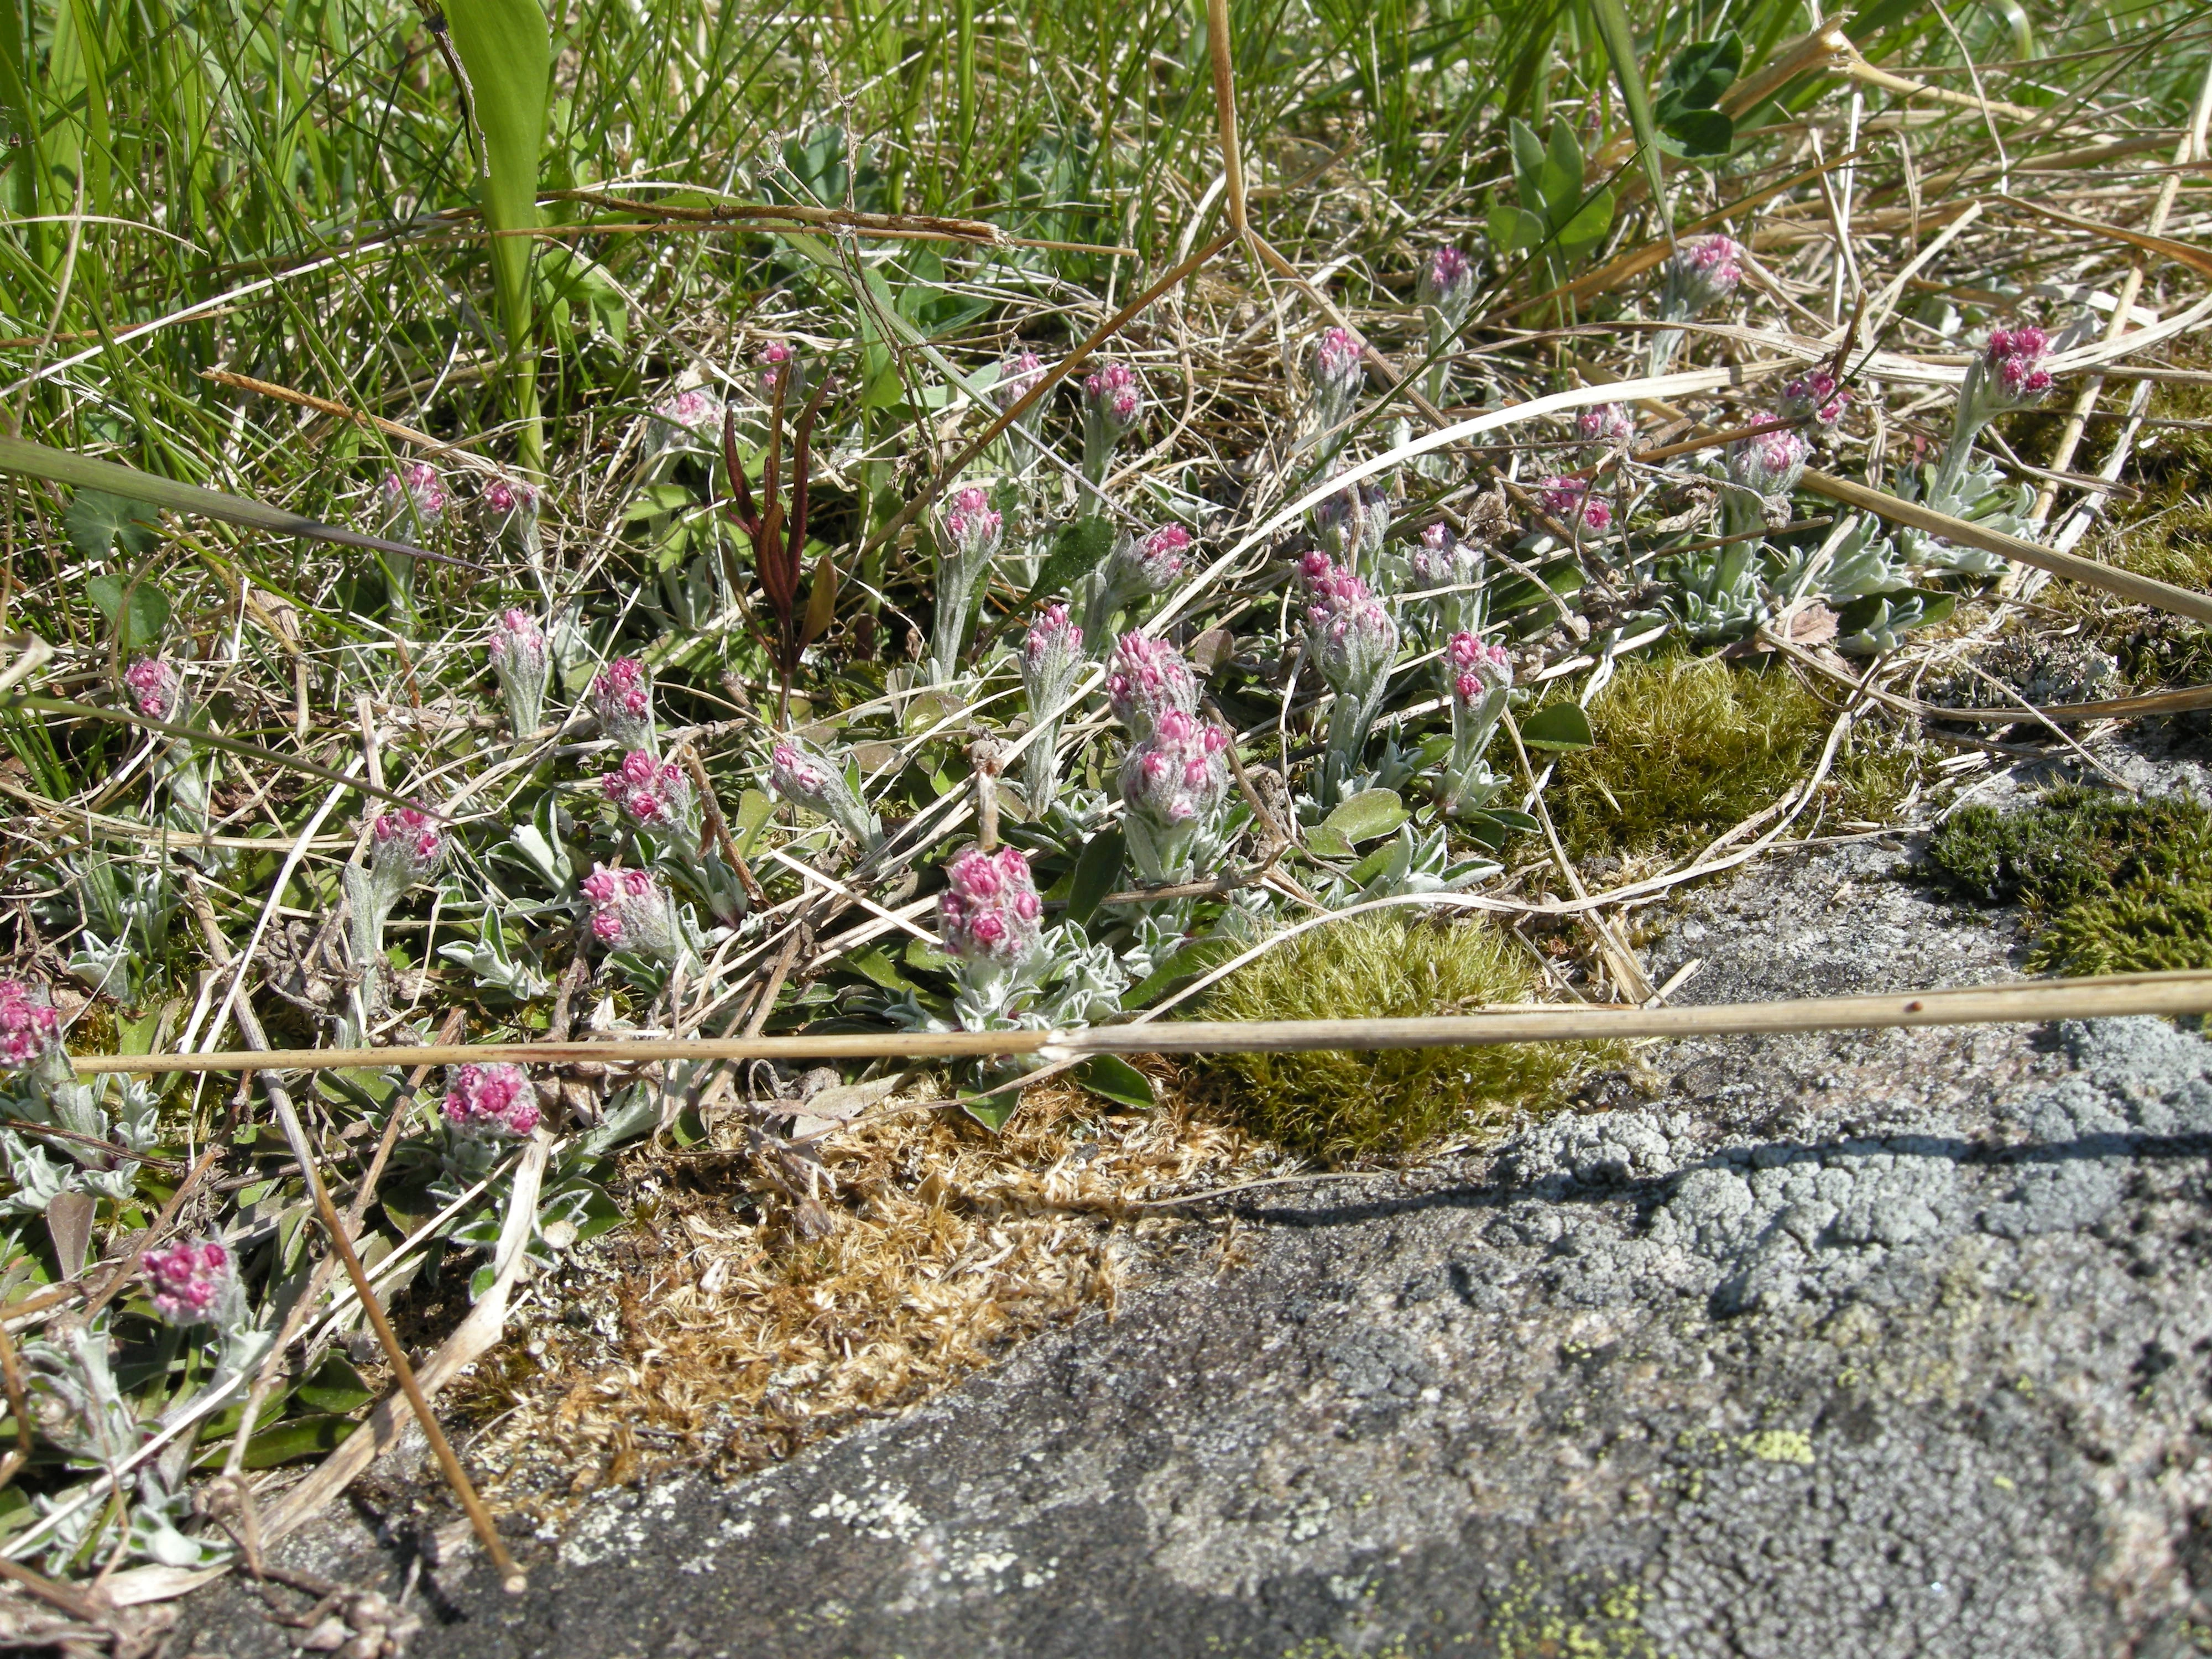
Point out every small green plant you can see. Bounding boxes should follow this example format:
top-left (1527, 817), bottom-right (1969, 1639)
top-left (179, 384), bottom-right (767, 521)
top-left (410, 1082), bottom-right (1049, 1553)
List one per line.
top-left (1196, 914), bottom-right (1589, 1161)
top-left (1547, 655), bottom-right (1916, 859)
top-left (1924, 787), bottom-right (2212, 976)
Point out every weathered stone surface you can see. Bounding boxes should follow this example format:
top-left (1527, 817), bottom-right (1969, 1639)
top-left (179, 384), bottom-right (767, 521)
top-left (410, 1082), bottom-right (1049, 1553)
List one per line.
top-left (174, 827), bottom-right (2212, 1658)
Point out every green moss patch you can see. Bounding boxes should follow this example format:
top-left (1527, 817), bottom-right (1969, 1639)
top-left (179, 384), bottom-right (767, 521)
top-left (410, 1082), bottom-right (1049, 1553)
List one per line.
top-left (1923, 786), bottom-right (2212, 975)
top-left (1546, 655), bottom-right (1916, 860)
top-left (1195, 913), bottom-right (1590, 1161)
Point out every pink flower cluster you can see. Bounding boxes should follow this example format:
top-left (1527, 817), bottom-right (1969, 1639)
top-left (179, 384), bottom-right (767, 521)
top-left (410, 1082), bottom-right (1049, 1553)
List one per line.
top-left (1083, 361), bottom-right (1142, 434)
top-left (1420, 246), bottom-right (1474, 313)
top-left (1310, 476), bottom-right (1389, 561)
top-left (1986, 327), bottom-right (2054, 404)
top-left (581, 863), bottom-right (679, 957)
top-left (1575, 403), bottom-right (1635, 447)
top-left (652, 385), bottom-right (723, 442)
top-left (380, 461), bottom-right (446, 520)
top-left (1666, 234), bottom-right (1744, 307)
top-left (124, 656), bottom-right (179, 722)
top-left (1779, 369), bottom-right (1850, 428)
top-left (1728, 426), bottom-right (1811, 499)
top-left (371, 807), bottom-right (445, 885)
top-left (1445, 632), bottom-right (1512, 708)
top-left (943, 486), bottom-right (1003, 560)
top-left (1313, 327), bottom-right (1362, 398)
top-left (937, 846), bottom-right (1045, 969)
top-left (483, 477), bottom-right (539, 517)
top-left (488, 609), bottom-right (544, 669)
top-left (1301, 553), bottom-right (1398, 696)
top-left (142, 1239), bottom-right (232, 1324)
top-left (1107, 633), bottom-right (1198, 739)
top-left (769, 742), bottom-right (830, 802)
top-left (1534, 477), bottom-right (1611, 533)
top-left (0, 979), bottom-right (59, 1073)
top-left (1024, 602), bottom-right (1083, 684)
top-left (757, 340), bottom-right (795, 396)
top-left (994, 349), bottom-right (1046, 411)
top-left (442, 1062), bottom-right (541, 1139)
top-left (603, 750), bottom-right (691, 830)
top-left (1120, 707), bottom-right (1229, 830)
top-left (590, 657), bottom-right (654, 750)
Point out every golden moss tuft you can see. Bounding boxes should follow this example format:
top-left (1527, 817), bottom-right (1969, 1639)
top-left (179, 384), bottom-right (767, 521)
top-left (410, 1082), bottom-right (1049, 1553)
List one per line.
top-left (1545, 654), bottom-right (1916, 860)
top-left (1194, 913), bottom-right (1590, 1161)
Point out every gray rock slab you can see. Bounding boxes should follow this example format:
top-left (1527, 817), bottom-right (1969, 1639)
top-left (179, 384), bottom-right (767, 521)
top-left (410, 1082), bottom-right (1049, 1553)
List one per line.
top-left (173, 826), bottom-right (2212, 1658)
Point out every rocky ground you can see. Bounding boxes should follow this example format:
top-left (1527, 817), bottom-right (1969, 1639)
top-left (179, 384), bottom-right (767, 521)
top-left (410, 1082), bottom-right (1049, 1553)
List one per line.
top-left (170, 727), bottom-right (2212, 1659)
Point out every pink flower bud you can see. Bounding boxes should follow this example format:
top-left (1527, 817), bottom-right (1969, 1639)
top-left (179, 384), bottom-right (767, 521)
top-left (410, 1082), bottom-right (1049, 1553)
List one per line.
top-left (483, 477), bottom-right (539, 517)
top-left (1107, 633), bottom-right (1198, 740)
top-left (937, 846), bottom-right (1045, 970)
top-left (124, 656), bottom-right (180, 722)
top-left (380, 462), bottom-right (446, 521)
top-left (1661, 234), bottom-right (1744, 319)
top-left (1778, 370), bottom-right (1849, 428)
top-left (0, 980), bottom-right (60, 1073)
top-left (1082, 361), bottom-right (1142, 432)
top-left (1445, 632), bottom-right (1512, 707)
top-left (371, 807), bottom-right (445, 889)
top-left (581, 863), bottom-right (681, 959)
top-left (1727, 426), bottom-right (1811, 499)
top-left (649, 386), bottom-right (724, 451)
top-left (1302, 555), bottom-right (1397, 699)
top-left (1575, 403), bottom-right (1635, 447)
top-left (942, 487), bottom-right (1004, 563)
top-left (142, 1239), bottom-right (233, 1324)
top-left (1418, 246), bottom-right (1475, 316)
top-left (1534, 477), bottom-right (1611, 533)
top-left (1409, 524), bottom-right (1480, 593)
top-left (1985, 327), bottom-right (2054, 404)
top-left (442, 1062), bottom-right (541, 1139)
top-left (589, 658), bottom-right (654, 751)
top-left (602, 750), bottom-right (692, 831)
top-left (767, 739), bottom-right (875, 847)
top-left (1119, 707), bottom-right (1229, 832)
top-left (757, 340), bottom-right (795, 397)
top-left (994, 349), bottom-right (1046, 410)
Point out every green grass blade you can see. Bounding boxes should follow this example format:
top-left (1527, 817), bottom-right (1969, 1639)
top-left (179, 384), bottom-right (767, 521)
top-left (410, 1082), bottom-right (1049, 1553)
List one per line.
top-left (445, 0), bottom-right (552, 474)
top-left (0, 435), bottom-right (426, 561)
top-left (1585, 0), bottom-right (1667, 223)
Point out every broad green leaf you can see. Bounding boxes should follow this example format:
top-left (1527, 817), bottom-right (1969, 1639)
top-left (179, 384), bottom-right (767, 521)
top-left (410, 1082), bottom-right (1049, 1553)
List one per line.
top-left (1075, 1054), bottom-right (1155, 1110)
top-left (294, 1352), bottom-right (374, 1415)
top-left (1587, 0), bottom-right (1670, 218)
top-left (1657, 33), bottom-right (1744, 114)
top-left (1305, 824), bottom-right (1355, 860)
top-left (234, 1413), bottom-right (358, 1470)
top-left (1486, 201), bottom-right (1546, 254)
top-left (1507, 118), bottom-right (1547, 205)
top-left (847, 943), bottom-right (924, 994)
top-left (1020, 515), bottom-right (1117, 611)
top-left (536, 245), bottom-right (627, 343)
top-left (733, 787), bottom-right (774, 854)
top-left (1556, 187), bottom-right (1616, 258)
top-left (1539, 122), bottom-right (1585, 220)
top-left (1065, 825), bottom-right (1126, 927)
top-left (1321, 787), bottom-right (1408, 846)
top-left (1660, 110), bottom-right (1735, 160)
top-left (65, 489), bottom-right (158, 560)
top-left (1520, 702), bottom-right (1595, 751)
top-left (444, 0), bottom-right (551, 470)
top-left (904, 935), bottom-right (956, 974)
top-left (964, 1087), bottom-right (1020, 1132)
top-left (84, 573), bottom-right (170, 654)
top-left (0, 436), bottom-right (425, 560)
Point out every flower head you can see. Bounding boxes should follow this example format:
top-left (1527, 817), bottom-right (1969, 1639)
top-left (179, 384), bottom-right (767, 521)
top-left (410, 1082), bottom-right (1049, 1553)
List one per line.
top-left (993, 349), bottom-right (1046, 411)
top-left (0, 980), bottom-right (60, 1073)
top-left (648, 385), bottom-right (724, 452)
top-left (124, 657), bottom-right (180, 722)
top-left (1310, 475), bottom-right (1390, 563)
top-left (1445, 630), bottom-right (1512, 708)
top-left (757, 340), bottom-right (795, 398)
top-left (1409, 521), bottom-right (1483, 597)
top-left (1119, 706), bottom-right (1230, 835)
top-left (1022, 603), bottom-right (1084, 699)
top-left (1534, 477), bottom-right (1611, 533)
top-left (942, 486), bottom-right (1004, 564)
top-left (141, 1240), bottom-right (233, 1325)
top-left (1082, 361), bottom-right (1142, 433)
top-left (1575, 403), bottom-right (1636, 448)
top-left (380, 462), bottom-right (446, 523)
top-left (487, 611), bottom-right (549, 738)
top-left (1302, 554), bottom-right (1399, 700)
top-left (589, 657), bottom-right (654, 752)
top-left (1778, 369), bottom-right (1850, 428)
top-left (1727, 425), bottom-right (1811, 500)
top-left (1310, 326), bottom-right (1364, 435)
top-left (1107, 633), bottom-right (1198, 740)
top-left (1985, 326), bottom-right (2054, 405)
top-left (1418, 246), bottom-right (1475, 321)
top-left (581, 863), bottom-right (682, 960)
top-left (442, 1062), bottom-right (541, 1140)
top-left (767, 739), bottom-right (877, 848)
top-left (1660, 234), bottom-right (1744, 324)
top-left (371, 806), bottom-right (445, 889)
top-left (483, 477), bottom-right (540, 518)
top-left (602, 750), bottom-right (692, 832)
top-left (937, 846), bottom-right (1045, 972)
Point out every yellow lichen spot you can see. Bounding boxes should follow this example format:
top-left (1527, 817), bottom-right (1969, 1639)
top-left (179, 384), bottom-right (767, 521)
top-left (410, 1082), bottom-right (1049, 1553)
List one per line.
top-left (1741, 1428), bottom-right (1815, 1465)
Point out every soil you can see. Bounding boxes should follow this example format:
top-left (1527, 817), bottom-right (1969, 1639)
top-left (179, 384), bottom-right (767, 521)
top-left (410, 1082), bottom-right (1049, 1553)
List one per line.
top-left (171, 724), bottom-right (2212, 1658)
